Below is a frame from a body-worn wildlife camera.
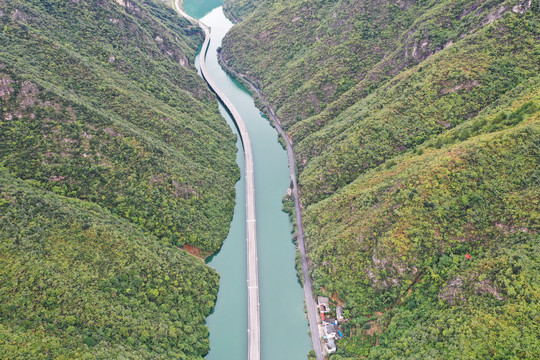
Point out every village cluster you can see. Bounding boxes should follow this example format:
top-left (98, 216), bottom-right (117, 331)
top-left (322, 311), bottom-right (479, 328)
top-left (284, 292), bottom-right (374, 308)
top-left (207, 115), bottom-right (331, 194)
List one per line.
top-left (317, 296), bottom-right (345, 354)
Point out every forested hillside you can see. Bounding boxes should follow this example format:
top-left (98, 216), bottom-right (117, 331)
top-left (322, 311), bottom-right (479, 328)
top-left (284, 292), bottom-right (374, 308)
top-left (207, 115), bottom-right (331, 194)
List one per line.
top-left (0, 0), bottom-right (238, 358)
top-left (222, 0), bottom-right (539, 358)
top-left (0, 167), bottom-right (219, 359)
top-left (223, 0), bottom-right (260, 21)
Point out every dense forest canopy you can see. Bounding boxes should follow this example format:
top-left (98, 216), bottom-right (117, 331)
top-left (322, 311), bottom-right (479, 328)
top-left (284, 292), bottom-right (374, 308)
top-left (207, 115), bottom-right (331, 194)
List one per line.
top-left (222, 0), bottom-right (539, 358)
top-left (0, 167), bottom-right (219, 359)
top-left (1, 0), bottom-right (240, 253)
top-left (1, 0), bottom-right (239, 358)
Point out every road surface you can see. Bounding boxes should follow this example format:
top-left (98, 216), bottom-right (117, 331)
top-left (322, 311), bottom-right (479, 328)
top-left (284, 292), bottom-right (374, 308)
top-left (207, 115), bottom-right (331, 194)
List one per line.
top-left (262, 98), bottom-right (325, 360)
top-left (218, 52), bottom-right (325, 360)
top-left (173, 2), bottom-right (261, 360)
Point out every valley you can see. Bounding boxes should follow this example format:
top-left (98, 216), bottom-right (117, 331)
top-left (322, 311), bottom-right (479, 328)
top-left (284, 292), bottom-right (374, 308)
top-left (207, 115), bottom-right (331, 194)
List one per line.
top-left (0, 0), bottom-right (538, 359)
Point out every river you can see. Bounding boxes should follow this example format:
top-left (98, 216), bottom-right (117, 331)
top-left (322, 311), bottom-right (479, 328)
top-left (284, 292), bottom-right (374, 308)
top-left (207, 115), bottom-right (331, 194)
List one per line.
top-left (180, 1), bottom-right (312, 359)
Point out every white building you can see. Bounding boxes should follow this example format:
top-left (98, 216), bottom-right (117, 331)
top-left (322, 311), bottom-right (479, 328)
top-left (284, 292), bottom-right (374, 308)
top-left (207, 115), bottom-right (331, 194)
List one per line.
top-left (317, 296), bottom-right (330, 313)
top-left (324, 323), bottom-right (336, 339)
top-left (325, 337), bottom-right (336, 353)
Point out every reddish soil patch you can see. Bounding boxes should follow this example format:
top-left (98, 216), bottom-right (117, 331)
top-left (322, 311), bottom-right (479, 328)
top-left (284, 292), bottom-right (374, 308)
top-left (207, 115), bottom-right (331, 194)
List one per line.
top-left (366, 320), bottom-right (382, 336)
top-left (331, 292), bottom-right (345, 306)
top-left (180, 244), bottom-right (209, 260)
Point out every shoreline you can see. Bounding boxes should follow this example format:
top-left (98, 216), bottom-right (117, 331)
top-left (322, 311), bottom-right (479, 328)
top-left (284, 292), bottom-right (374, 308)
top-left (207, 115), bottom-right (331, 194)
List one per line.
top-left (172, 2), bottom-right (261, 359)
top-left (218, 43), bottom-right (325, 360)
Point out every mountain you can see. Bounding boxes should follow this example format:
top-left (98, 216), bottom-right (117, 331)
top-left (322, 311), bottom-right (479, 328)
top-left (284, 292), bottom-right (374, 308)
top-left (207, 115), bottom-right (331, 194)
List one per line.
top-left (0, 0), bottom-right (239, 358)
top-left (222, 0), bottom-right (539, 358)
top-left (223, 0), bottom-right (259, 21)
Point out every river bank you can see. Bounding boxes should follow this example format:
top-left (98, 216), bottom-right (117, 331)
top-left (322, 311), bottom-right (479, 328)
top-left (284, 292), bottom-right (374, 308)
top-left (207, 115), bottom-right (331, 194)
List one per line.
top-left (173, 1), bottom-right (261, 358)
top-left (218, 42), bottom-right (325, 360)
top-left (177, 2), bottom-right (312, 359)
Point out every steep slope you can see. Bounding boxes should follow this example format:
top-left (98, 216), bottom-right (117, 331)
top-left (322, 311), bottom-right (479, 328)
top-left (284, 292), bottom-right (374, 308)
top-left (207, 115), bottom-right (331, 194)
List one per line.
top-left (304, 86), bottom-right (539, 358)
top-left (0, 0), bottom-right (238, 358)
top-left (223, 0), bottom-right (261, 21)
top-left (1, 0), bottom-right (239, 252)
top-left (224, 0), bottom-right (538, 205)
top-left (0, 167), bottom-right (218, 359)
top-left (222, 0), bottom-right (539, 357)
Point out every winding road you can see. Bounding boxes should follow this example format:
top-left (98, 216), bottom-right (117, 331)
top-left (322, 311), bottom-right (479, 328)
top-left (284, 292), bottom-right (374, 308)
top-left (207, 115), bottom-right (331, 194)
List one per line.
top-left (173, 2), bottom-right (260, 360)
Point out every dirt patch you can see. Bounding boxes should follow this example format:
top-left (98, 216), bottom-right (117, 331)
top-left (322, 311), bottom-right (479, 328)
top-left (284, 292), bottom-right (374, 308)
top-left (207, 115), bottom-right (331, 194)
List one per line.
top-left (365, 320), bottom-right (382, 336)
top-left (180, 244), bottom-right (210, 260)
top-left (331, 292), bottom-right (345, 306)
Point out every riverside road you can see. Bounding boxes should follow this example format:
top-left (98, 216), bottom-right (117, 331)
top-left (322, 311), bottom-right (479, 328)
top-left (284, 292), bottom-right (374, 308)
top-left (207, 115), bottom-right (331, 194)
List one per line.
top-left (217, 48), bottom-right (325, 360)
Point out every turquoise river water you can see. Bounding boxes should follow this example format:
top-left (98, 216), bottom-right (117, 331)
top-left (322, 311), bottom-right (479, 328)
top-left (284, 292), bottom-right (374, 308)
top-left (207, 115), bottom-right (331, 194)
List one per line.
top-left (181, 1), bottom-right (312, 359)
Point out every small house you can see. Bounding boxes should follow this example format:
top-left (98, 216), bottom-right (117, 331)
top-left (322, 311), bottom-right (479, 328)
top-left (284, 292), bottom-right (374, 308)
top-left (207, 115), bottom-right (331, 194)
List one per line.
top-left (324, 318), bottom-right (337, 325)
top-left (324, 323), bottom-right (338, 339)
top-left (325, 337), bottom-right (336, 353)
top-left (336, 306), bottom-right (344, 322)
top-left (317, 296), bottom-right (330, 313)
